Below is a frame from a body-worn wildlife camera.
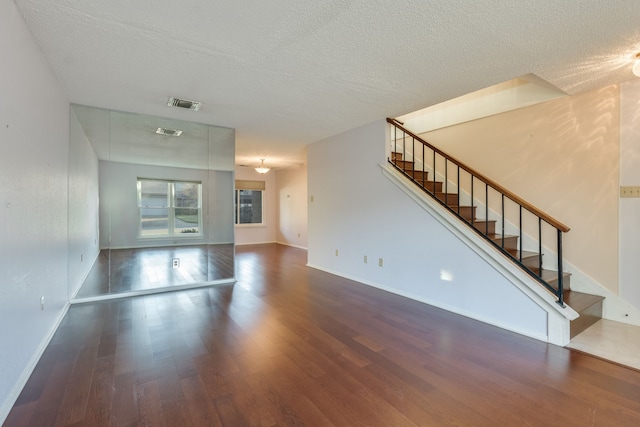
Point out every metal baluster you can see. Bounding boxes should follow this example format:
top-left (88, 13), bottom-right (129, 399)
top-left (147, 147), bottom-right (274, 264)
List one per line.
top-left (501, 195), bottom-right (505, 247)
top-left (444, 159), bottom-right (448, 196)
top-left (519, 205), bottom-right (523, 262)
top-left (393, 125), bottom-right (397, 162)
top-left (538, 217), bottom-right (543, 276)
top-left (457, 167), bottom-right (460, 217)
top-left (485, 183), bottom-right (489, 235)
top-left (412, 136), bottom-right (416, 179)
top-left (471, 175), bottom-right (474, 226)
top-left (433, 150), bottom-right (436, 195)
top-left (421, 139), bottom-right (425, 187)
top-left (402, 131), bottom-right (406, 173)
top-left (557, 229), bottom-right (564, 306)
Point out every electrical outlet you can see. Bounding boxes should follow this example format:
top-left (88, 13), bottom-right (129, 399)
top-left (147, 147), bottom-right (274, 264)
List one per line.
top-left (335, 249), bottom-right (339, 256)
top-left (172, 258), bottom-right (180, 268)
top-left (364, 255), bottom-right (368, 264)
top-left (620, 186), bottom-right (640, 198)
top-left (40, 296), bottom-right (45, 311)
top-left (378, 258), bottom-right (384, 267)
top-left (80, 254), bottom-right (83, 262)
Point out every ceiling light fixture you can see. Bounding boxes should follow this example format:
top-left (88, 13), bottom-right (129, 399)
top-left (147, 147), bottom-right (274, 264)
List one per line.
top-left (156, 127), bottom-right (183, 136)
top-left (167, 97), bottom-right (201, 111)
top-left (255, 159), bottom-right (270, 174)
top-left (633, 53), bottom-right (640, 77)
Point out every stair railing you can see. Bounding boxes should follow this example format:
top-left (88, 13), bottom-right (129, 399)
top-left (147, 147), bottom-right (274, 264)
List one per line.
top-left (387, 118), bottom-right (570, 306)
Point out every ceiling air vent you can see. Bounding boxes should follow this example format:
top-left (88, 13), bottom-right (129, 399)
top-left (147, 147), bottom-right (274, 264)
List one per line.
top-left (156, 127), bottom-right (183, 137)
top-left (167, 97), bottom-right (201, 111)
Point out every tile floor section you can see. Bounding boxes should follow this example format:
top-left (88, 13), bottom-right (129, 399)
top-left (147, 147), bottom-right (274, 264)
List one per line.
top-left (568, 319), bottom-right (640, 371)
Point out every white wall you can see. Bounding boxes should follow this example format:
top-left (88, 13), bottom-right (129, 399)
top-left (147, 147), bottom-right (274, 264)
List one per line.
top-left (99, 160), bottom-right (234, 248)
top-left (619, 80), bottom-right (640, 311)
top-left (307, 120), bottom-right (549, 342)
top-left (235, 166), bottom-right (277, 245)
top-left (68, 109), bottom-right (100, 298)
top-left (0, 0), bottom-right (71, 420)
top-left (276, 164), bottom-right (308, 249)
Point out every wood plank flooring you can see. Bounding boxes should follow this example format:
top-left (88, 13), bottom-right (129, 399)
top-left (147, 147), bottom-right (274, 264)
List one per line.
top-left (6, 243), bottom-right (640, 426)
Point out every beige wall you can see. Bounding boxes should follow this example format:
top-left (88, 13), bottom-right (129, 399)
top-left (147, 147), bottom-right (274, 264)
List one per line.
top-left (276, 165), bottom-right (308, 248)
top-left (422, 85), bottom-right (620, 293)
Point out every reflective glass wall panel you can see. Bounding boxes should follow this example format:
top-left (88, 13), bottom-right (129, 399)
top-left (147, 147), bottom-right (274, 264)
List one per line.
top-left (69, 105), bottom-right (235, 300)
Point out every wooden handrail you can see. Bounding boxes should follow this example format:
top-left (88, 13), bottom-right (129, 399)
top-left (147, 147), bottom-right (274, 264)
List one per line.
top-left (387, 118), bottom-right (570, 233)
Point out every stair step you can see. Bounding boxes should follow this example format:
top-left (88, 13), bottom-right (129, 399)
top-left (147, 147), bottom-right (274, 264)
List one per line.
top-left (564, 291), bottom-right (604, 338)
top-left (391, 152), bottom-right (403, 161)
top-left (408, 170), bottom-right (429, 181)
top-left (435, 192), bottom-right (459, 205)
top-left (488, 234), bottom-right (519, 251)
top-left (418, 180), bottom-right (442, 192)
top-left (540, 269), bottom-right (572, 291)
top-left (472, 219), bottom-right (496, 235)
top-left (449, 205), bottom-right (476, 221)
top-left (504, 250), bottom-right (540, 270)
top-left (393, 159), bottom-right (414, 171)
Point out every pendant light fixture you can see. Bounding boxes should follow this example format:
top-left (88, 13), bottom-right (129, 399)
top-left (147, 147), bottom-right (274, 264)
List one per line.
top-left (255, 159), bottom-right (270, 174)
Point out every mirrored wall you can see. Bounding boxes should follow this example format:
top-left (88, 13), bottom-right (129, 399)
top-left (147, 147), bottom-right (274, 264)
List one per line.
top-left (68, 105), bottom-right (235, 301)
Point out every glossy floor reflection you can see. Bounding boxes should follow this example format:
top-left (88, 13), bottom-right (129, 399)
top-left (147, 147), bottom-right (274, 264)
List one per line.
top-left (75, 244), bottom-right (234, 299)
top-left (568, 319), bottom-right (640, 371)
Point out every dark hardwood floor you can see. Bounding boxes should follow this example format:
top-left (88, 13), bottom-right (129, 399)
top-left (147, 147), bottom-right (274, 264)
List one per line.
top-left (6, 243), bottom-right (640, 426)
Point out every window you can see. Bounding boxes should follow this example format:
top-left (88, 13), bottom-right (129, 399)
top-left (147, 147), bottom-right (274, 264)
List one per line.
top-left (235, 180), bottom-right (265, 225)
top-left (137, 179), bottom-right (202, 237)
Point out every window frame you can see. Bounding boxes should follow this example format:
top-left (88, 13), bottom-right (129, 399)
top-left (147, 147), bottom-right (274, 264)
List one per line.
top-left (137, 178), bottom-right (203, 238)
top-left (234, 180), bottom-right (265, 226)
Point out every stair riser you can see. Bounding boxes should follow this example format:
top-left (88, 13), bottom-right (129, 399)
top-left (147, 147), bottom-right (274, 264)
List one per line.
top-left (473, 221), bottom-right (496, 235)
top-left (451, 206), bottom-right (476, 221)
top-left (419, 181), bottom-right (443, 192)
top-left (394, 160), bottom-right (414, 171)
top-left (543, 274), bottom-right (572, 291)
top-left (408, 170), bottom-right (429, 180)
top-left (521, 256), bottom-right (541, 271)
top-left (436, 193), bottom-right (459, 205)
top-left (570, 300), bottom-right (603, 338)
top-left (490, 236), bottom-right (519, 251)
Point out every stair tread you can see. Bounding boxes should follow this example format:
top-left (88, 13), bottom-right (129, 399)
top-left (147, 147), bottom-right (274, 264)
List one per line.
top-left (488, 233), bottom-right (518, 240)
top-left (503, 249), bottom-right (540, 260)
top-left (563, 290), bottom-right (604, 313)
top-left (469, 219), bottom-right (495, 224)
top-left (540, 269), bottom-right (571, 281)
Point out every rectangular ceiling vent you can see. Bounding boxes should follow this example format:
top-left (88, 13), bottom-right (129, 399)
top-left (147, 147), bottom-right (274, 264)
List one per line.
top-left (167, 97), bottom-right (201, 111)
top-left (156, 127), bottom-right (183, 137)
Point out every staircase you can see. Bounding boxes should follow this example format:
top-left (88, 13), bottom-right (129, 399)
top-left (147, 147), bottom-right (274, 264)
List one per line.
top-left (389, 148), bottom-right (604, 339)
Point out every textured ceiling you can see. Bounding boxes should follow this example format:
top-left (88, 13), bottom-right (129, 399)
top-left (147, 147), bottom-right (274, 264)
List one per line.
top-left (14, 0), bottom-right (640, 169)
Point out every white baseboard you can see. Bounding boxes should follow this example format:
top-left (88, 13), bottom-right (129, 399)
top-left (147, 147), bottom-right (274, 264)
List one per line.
top-left (234, 240), bottom-right (278, 246)
top-left (275, 241), bottom-right (308, 250)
